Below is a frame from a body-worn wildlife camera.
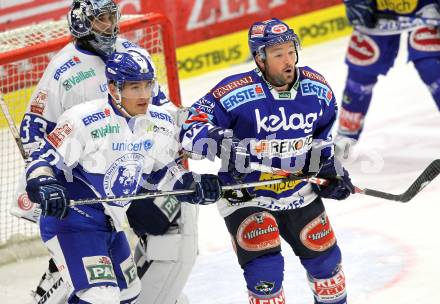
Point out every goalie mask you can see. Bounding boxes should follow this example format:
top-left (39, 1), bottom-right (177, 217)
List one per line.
top-left (68, 0), bottom-right (120, 57)
top-left (106, 50), bottom-right (157, 116)
top-left (248, 18), bottom-right (301, 63)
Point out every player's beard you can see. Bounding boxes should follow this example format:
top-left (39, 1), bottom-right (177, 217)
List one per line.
top-left (264, 63), bottom-right (295, 89)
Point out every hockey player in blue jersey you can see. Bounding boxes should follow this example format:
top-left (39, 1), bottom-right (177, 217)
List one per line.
top-left (181, 18), bottom-right (355, 304)
top-left (25, 50), bottom-right (221, 304)
top-left (336, 0), bottom-right (440, 157)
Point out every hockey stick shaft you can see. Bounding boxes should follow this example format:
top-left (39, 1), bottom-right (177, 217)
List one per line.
top-left (66, 159), bottom-right (440, 206)
top-left (70, 174), bottom-right (322, 206)
top-left (251, 161), bottom-right (440, 202)
top-left (0, 92), bottom-right (27, 159)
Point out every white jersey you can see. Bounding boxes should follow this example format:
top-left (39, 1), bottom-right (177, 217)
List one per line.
top-left (26, 99), bottom-right (182, 230)
top-left (20, 38), bottom-right (170, 154)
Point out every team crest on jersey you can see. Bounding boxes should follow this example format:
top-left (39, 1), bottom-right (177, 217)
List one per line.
top-left (347, 32), bottom-right (380, 66)
top-left (220, 83), bottom-right (266, 111)
top-left (103, 153), bottom-right (144, 206)
top-left (300, 79), bottom-right (332, 105)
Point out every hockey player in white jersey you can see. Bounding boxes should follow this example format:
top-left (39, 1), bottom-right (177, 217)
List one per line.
top-left (14, 0), bottom-right (171, 222)
top-left (14, 1), bottom-right (198, 303)
top-left (25, 50), bottom-right (222, 304)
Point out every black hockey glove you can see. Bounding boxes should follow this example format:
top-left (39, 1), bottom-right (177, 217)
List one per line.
top-left (311, 158), bottom-right (355, 200)
top-left (26, 176), bottom-right (70, 219)
top-left (174, 173), bottom-right (222, 205)
top-left (207, 127), bottom-right (251, 180)
top-left (344, 0), bottom-right (377, 28)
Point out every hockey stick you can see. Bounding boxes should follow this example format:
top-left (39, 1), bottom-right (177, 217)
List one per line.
top-left (70, 173), bottom-right (324, 206)
top-left (359, 159), bottom-right (440, 202)
top-left (0, 92), bottom-right (27, 159)
top-left (356, 15), bottom-right (440, 35)
top-left (251, 160), bottom-right (440, 202)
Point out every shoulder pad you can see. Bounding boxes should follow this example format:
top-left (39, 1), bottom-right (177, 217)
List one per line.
top-left (148, 105), bottom-right (175, 125)
top-left (210, 73), bottom-right (255, 100)
top-left (299, 66), bottom-right (329, 85)
top-left (50, 46), bottom-right (84, 81)
top-left (71, 98), bottom-right (111, 126)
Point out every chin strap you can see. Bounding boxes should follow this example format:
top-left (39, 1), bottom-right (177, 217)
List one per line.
top-left (109, 86), bottom-right (133, 118)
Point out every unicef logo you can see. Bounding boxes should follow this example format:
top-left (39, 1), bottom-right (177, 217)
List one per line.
top-left (143, 139), bottom-right (153, 150)
top-left (112, 139), bottom-right (153, 152)
top-left (103, 153), bottom-right (145, 207)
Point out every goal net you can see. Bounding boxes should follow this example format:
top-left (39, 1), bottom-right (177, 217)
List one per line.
top-left (0, 13), bottom-right (180, 264)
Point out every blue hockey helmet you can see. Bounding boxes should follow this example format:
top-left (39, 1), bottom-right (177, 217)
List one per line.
top-left (106, 50), bottom-right (156, 87)
top-left (68, 0), bottom-right (120, 57)
top-left (106, 50), bottom-right (156, 116)
top-left (248, 18), bottom-right (300, 60)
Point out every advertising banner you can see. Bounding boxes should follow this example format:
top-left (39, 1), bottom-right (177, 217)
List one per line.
top-left (177, 4), bottom-right (351, 79)
top-left (0, 0), bottom-right (141, 31)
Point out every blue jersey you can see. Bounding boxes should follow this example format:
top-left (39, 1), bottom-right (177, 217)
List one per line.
top-left (182, 67), bottom-right (337, 216)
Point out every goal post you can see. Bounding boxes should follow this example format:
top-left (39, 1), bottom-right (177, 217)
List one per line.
top-left (0, 13), bottom-right (181, 264)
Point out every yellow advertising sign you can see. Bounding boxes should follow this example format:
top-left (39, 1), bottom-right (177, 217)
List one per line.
top-left (176, 4), bottom-right (351, 79)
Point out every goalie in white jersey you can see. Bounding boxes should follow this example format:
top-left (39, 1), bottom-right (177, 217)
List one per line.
top-left (15, 1), bottom-right (204, 303)
top-left (25, 50), bottom-right (221, 304)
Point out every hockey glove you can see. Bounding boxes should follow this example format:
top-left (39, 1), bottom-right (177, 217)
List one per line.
top-left (207, 127), bottom-right (251, 180)
top-left (26, 176), bottom-right (70, 219)
top-left (344, 0), bottom-right (377, 28)
top-left (174, 173), bottom-right (222, 205)
top-left (311, 159), bottom-right (355, 200)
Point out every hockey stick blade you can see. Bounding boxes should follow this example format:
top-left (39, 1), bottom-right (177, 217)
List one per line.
top-left (360, 159), bottom-right (440, 202)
